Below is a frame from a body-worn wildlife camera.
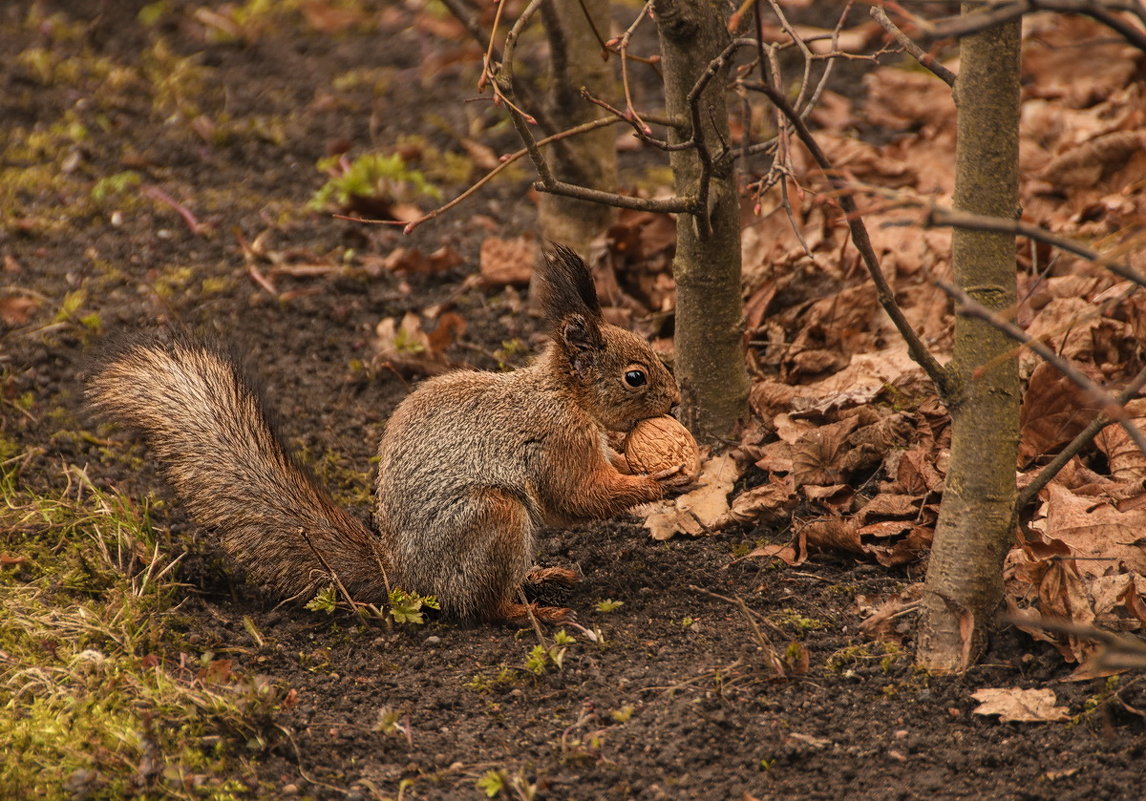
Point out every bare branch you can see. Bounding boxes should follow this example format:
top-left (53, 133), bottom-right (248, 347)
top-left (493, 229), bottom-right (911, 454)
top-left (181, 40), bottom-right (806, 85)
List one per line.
top-left (407, 117), bottom-right (626, 232)
top-left (492, 0), bottom-right (698, 217)
top-left (531, 179), bottom-right (696, 214)
top-left (925, 206), bottom-right (1146, 289)
top-left (916, 0), bottom-right (1146, 52)
top-left (935, 279), bottom-right (1146, 458)
top-left (1016, 363), bottom-right (1146, 511)
top-left (744, 80), bottom-right (953, 396)
top-left (870, 5), bottom-right (957, 86)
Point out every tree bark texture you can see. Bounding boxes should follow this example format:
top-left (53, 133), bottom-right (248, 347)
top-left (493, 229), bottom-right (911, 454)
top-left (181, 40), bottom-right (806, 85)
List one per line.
top-left (537, 0), bottom-right (618, 258)
top-left (917, 12), bottom-right (1022, 672)
top-left (654, 0), bottom-right (748, 441)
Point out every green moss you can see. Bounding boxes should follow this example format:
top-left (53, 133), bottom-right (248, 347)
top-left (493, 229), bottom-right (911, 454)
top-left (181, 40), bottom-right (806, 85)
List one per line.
top-left (0, 462), bottom-right (284, 799)
top-left (767, 608), bottom-right (829, 634)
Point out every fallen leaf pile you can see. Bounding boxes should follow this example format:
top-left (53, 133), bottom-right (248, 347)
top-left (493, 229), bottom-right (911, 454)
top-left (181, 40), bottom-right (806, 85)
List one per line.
top-left (634, 17), bottom-right (1146, 664)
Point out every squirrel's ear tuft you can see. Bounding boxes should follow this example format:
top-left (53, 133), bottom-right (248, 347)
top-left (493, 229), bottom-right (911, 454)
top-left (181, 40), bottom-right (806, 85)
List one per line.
top-left (560, 313), bottom-right (605, 376)
top-left (537, 243), bottom-right (602, 326)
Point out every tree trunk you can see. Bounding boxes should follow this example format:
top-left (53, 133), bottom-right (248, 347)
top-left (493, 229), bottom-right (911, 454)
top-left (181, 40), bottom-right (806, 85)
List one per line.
top-left (654, 0), bottom-right (747, 442)
top-left (916, 11), bottom-right (1022, 672)
top-left (537, 0), bottom-right (618, 259)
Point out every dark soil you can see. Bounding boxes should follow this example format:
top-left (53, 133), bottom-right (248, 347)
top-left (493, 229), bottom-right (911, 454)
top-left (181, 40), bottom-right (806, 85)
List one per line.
top-left (3, 2), bottom-right (1144, 799)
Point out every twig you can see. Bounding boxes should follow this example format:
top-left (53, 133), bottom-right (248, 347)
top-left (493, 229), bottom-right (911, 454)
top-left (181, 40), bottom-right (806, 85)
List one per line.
top-left (870, 5), bottom-right (957, 86)
top-left (687, 585), bottom-right (786, 676)
top-left (1016, 362), bottom-right (1146, 510)
top-left (935, 279), bottom-right (1146, 457)
top-left (907, 0), bottom-right (1146, 53)
top-left (492, 0), bottom-right (698, 216)
top-left (925, 206), bottom-right (1146, 289)
top-left (368, 117), bottom-right (626, 233)
top-left (612, 0), bottom-right (657, 135)
top-left (919, 0), bottom-right (1146, 53)
top-left (141, 184), bottom-right (204, 235)
top-left (298, 527), bottom-right (365, 616)
top-left (743, 81), bottom-right (953, 397)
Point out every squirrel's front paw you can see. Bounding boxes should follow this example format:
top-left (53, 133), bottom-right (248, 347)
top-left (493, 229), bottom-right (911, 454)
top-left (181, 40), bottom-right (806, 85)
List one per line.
top-left (648, 464), bottom-right (701, 496)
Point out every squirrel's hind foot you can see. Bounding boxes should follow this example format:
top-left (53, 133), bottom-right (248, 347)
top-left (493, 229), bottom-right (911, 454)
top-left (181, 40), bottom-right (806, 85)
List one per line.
top-left (494, 600), bottom-right (576, 626)
top-left (525, 566), bottom-right (581, 588)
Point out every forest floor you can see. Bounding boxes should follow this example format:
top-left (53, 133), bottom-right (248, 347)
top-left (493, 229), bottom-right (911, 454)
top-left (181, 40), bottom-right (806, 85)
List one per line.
top-left (3, 2), bottom-right (1145, 800)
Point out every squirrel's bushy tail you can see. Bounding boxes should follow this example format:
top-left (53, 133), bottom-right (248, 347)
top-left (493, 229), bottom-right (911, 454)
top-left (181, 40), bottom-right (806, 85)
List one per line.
top-left (88, 339), bottom-right (388, 603)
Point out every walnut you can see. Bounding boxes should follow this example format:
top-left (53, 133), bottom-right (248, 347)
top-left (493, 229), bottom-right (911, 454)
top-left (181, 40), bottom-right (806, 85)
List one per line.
top-left (623, 416), bottom-right (701, 480)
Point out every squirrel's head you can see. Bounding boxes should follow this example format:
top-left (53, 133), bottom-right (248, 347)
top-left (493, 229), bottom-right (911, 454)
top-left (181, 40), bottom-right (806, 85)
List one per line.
top-left (537, 244), bottom-right (680, 432)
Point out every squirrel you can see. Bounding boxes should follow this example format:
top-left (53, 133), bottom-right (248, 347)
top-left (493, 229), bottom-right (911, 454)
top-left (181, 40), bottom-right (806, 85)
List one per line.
top-left (88, 244), bottom-right (685, 624)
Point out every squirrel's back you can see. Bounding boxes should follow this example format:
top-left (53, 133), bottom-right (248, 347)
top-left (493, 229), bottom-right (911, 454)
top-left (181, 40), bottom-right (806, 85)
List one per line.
top-left (88, 338), bottom-right (389, 602)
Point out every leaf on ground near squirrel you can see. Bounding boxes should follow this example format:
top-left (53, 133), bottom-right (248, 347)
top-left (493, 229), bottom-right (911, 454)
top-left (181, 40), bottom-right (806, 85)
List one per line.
top-left (363, 246), bottom-right (463, 277)
top-left (889, 445), bottom-right (945, 495)
top-left (791, 418), bottom-right (859, 487)
top-left (970, 688), bottom-right (1069, 723)
top-left (792, 345), bottom-right (925, 416)
top-left (643, 454), bottom-right (739, 540)
top-left (717, 475), bottom-right (796, 528)
top-left (1005, 477), bottom-right (1146, 663)
top-left (856, 583), bottom-right (923, 640)
top-left (752, 439), bottom-right (794, 475)
top-left (478, 235), bottom-right (536, 288)
top-left (1018, 363), bottom-right (1105, 465)
top-left (0, 294), bottom-right (40, 326)
top-left (372, 311), bottom-right (463, 376)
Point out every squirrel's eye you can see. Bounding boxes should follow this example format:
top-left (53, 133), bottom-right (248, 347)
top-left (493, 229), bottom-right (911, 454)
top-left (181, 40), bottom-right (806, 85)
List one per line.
top-left (624, 369), bottom-right (647, 388)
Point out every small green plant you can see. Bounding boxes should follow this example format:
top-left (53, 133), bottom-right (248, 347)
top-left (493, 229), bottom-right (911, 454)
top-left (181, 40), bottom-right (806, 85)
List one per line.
top-left (611, 704), bottom-right (635, 723)
top-left (309, 153), bottom-right (441, 213)
top-left (305, 584), bottom-right (339, 614)
top-left (464, 666), bottom-right (519, 693)
top-left (595, 599), bottom-right (624, 613)
top-left (524, 629), bottom-right (574, 675)
top-left (90, 170), bottom-right (141, 202)
top-left (374, 705), bottom-right (411, 741)
top-left (477, 769), bottom-right (506, 798)
top-left (768, 608), bottom-right (829, 633)
top-left (476, 768), bottom-right (537, 800)
top-left (388, 587), bottom-right (440, 624)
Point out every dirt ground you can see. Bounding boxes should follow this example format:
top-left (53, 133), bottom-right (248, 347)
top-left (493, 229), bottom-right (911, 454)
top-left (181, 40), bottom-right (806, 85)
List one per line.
top-left (4, 2), bottom-right (1146, 799)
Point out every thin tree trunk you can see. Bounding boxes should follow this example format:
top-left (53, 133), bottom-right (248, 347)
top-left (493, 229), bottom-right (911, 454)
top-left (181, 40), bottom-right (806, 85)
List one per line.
top-left (916, 11), bottom-right (1022, 671)
top-left (654, 0), bottom-right (747, 441)
top-left (537, 0), bottom-right (618, 259)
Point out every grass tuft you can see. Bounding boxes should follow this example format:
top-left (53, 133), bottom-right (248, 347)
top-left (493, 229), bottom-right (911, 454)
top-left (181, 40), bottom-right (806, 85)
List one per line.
top-left (0, 457), bottom-right (285, 800)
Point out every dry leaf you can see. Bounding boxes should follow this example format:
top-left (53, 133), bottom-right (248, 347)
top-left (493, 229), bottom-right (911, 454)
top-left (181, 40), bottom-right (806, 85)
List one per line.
top-left (643, 454), bottom-right (738, 540)
top-left (1019, 362), bottom-right (1104, 465)
top-left (970, 688), bottom-right (1068, 723)
top-left (0, 294), bottom-right (40, 326)
top-left (478, 236), bottom-right (536, 288)
top-left (371, 312), bottom-right (460, 376)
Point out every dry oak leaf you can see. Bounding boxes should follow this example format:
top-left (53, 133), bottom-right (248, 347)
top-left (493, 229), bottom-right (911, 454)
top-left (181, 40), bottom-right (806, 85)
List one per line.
top-left (970, 688), bottom-right (1068, 723)
top-left (791, 418), bottom-right (860, 487)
